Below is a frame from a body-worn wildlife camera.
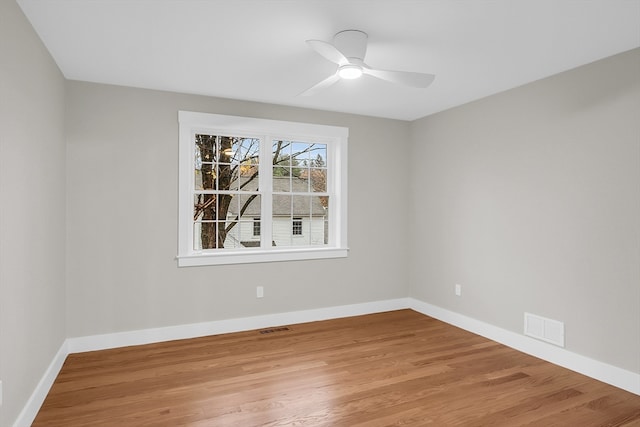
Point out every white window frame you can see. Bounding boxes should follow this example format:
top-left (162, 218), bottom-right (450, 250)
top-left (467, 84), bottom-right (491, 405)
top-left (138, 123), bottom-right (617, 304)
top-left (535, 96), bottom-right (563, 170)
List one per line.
top-left (177, 111), bottom-right (348, 266)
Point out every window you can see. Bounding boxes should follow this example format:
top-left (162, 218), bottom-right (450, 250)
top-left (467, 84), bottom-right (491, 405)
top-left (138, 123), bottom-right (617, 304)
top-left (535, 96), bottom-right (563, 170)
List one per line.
top-left (292, 218), bottom-right (303, 236)
top-left (178, 111), bottom-right (348, 266)
top-left (253, 218), bottom-right (261, 237)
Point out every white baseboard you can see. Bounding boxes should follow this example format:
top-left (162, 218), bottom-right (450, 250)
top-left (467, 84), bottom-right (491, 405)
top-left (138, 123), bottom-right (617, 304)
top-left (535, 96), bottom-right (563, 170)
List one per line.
top-left (13, 341), bottom-right (68, 427)
top-left (67, 298), bottom-right (410, 353)
top-left (16, 296), bottom-right (639, 426)
top-left (408, 297), bottom-right (640, 396)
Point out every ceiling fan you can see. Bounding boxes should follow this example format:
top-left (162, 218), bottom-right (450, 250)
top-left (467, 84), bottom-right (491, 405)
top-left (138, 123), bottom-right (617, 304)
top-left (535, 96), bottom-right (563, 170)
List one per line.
top-left (301, 30), bottom-right (435, 96)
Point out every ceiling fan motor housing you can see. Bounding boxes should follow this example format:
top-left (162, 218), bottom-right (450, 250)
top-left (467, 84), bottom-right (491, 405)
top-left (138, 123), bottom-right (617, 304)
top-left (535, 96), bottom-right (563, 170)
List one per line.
top-left (333, 30), bottom-right (368, 63)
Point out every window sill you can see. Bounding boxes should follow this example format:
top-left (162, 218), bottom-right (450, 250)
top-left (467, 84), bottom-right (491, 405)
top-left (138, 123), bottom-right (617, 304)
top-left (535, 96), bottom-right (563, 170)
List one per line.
top-left (176, 247), bottom-right (349, 267)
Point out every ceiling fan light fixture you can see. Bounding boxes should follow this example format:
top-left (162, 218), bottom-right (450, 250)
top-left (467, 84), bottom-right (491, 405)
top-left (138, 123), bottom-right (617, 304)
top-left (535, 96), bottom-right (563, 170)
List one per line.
top-left (338, 64), bottom-right (363, 79)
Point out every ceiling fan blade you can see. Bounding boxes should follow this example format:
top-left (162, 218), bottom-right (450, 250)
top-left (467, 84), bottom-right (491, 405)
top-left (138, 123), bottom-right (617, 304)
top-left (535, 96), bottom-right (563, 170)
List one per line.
top-left (306, 40), bottom-right (348, 65)
top-left (363, 66), bottom-right (435, 88)
top-left (299, 73), bottom-right (341, 96)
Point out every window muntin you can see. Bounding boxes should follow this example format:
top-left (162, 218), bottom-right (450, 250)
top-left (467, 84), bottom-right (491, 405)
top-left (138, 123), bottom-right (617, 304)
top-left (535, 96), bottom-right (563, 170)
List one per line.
top-left (178, 111), bottom-right (348, 266)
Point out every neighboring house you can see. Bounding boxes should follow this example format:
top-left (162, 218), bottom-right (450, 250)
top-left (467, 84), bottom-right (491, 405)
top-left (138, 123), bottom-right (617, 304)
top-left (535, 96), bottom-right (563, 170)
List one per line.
top-left (224, 176), bottom-right (328, 248)
top-left (193, 175), bottom-right (328, 250)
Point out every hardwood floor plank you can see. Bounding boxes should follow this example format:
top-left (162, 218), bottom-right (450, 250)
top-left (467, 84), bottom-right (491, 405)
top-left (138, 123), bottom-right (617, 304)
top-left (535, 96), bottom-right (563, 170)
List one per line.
top-left (33, 310), bottom-right (640, 426)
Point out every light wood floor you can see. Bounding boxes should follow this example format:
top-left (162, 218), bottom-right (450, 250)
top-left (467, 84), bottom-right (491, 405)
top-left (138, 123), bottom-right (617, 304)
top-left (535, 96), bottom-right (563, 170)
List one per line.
top-left (34, 310), bottom-right (639, 426)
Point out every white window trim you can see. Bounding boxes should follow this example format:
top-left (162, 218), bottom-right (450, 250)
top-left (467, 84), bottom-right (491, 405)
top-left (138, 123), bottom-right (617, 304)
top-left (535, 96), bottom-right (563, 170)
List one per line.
top-left (177, 111), bottom-right (348, 266)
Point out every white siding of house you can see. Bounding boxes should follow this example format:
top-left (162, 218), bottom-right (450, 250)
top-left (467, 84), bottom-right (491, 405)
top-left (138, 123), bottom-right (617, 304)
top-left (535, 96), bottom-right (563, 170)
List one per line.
top-left (270, 216), bottom-right (327, 247)
top-left (193, 216), bottom-right (327, 250)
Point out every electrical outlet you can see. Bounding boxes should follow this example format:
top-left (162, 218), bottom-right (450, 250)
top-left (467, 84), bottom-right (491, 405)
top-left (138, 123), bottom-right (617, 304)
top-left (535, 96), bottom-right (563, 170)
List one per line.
top-left (455, 284), bottom-right (462, 296)
top-left (256, 286), bottom-right (264, 298)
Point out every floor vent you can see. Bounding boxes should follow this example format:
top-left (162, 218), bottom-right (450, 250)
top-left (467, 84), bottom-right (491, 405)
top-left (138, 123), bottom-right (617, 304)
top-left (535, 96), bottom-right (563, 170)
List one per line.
top-left (259, 327), bottom-right (290, 334)
top-left (524, 312), bottom-right (565, 347)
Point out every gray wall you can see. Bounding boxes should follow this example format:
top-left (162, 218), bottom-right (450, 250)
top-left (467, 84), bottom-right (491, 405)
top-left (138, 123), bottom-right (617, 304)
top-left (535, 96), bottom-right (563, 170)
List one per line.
top-left (409, 48), bottom-right (640, 372)
top-left (0, 1), bottom-right (67, 426)
top-left (64, 81), bottom-right (411, 338)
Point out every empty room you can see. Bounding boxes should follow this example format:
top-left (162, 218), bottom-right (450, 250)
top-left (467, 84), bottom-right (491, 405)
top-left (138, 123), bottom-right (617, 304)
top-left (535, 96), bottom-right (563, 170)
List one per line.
top-left (1, 0), bottom-right (639, 426)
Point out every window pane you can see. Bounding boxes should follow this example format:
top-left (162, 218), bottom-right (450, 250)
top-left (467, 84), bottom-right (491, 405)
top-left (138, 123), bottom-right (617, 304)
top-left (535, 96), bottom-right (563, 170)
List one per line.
top-left (226, 194), bottom-right (261, 220)
top-left (292, 195), bottom-right (310, 216)
top-left (273, 165), bottom-right (289, 177)
top-left (195, 134), bottom-right (217, 160)
top-left (272, 140), bottom-right (289, 166)
top-left (274, 196), bottom-right (312, 246)
top-left (195, 170), bottom-right (203, 190)
top-left (195, 135), bottom-right (217, 190)
top-left (195, 162), bottom-right (217, 190)
top-left (217, 160), bottom-right (235, 191)
top-left (196, 162), bottom-right (216, 190)
top-left (292, 175), bottom-right (310, 192)
top-left (239, 138), bottom-right (259, 191)
top-left (240, 138), bottom-right (260, 164)
top-left (309, 168), bottom-right (326, 192)
top-left (226, 137), bottom-right (259, 166)
top-left (272, 194), bottom-right (291, 216)
top-left (223, 163), bottom-right (240, 191)
top-left (273, 174), bottom-right (291, 192)
top-left (292, 142), bottom-right (311, 176)
top-left (216, 194), bottom-right (234, 221)
top-left (238, 194), bottom-right (262, 218)
top-left (193, 222), bottom-right (208, 250)
top-left (238, 167), bottom-right (254, 191)
top-left (310, 145), bottom-right (327, 167)
top-left (312, 197), bottom-right (329, 245)
top-left (218, 136), bottom-right (234, 162)
top-left (272, 218), bottom-right (292, 247)
top-left (272, 140), bottom-right (295, 177)
top-left (311, 195), bottom-right (328, 217)
top-left (293, 196), bottom-right (325, 246)
top-left (224, 221), bottom-right (256, 248)
top-left (237, 221), bottom-right (258, 247)
top-left (239, 168), bottom-right (259, 191)
top-left (228, 138), bottom-right (243, 164)
top-left (194, 194), bottom-right (217, 221)
top-left (194, 221), bottom-right (220, 250)
top-left (272, 194), bottom-right (291, 247)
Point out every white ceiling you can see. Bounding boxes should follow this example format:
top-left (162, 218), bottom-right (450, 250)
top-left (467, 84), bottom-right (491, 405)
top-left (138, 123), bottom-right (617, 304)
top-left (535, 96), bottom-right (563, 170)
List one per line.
top-left (17, 0), bottom-right (640, 121)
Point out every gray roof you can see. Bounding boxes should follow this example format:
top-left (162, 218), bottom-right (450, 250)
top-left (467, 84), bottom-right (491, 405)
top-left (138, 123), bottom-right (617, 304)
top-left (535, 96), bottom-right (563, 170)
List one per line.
top-left (228, 176), bottom-right (326, 217)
